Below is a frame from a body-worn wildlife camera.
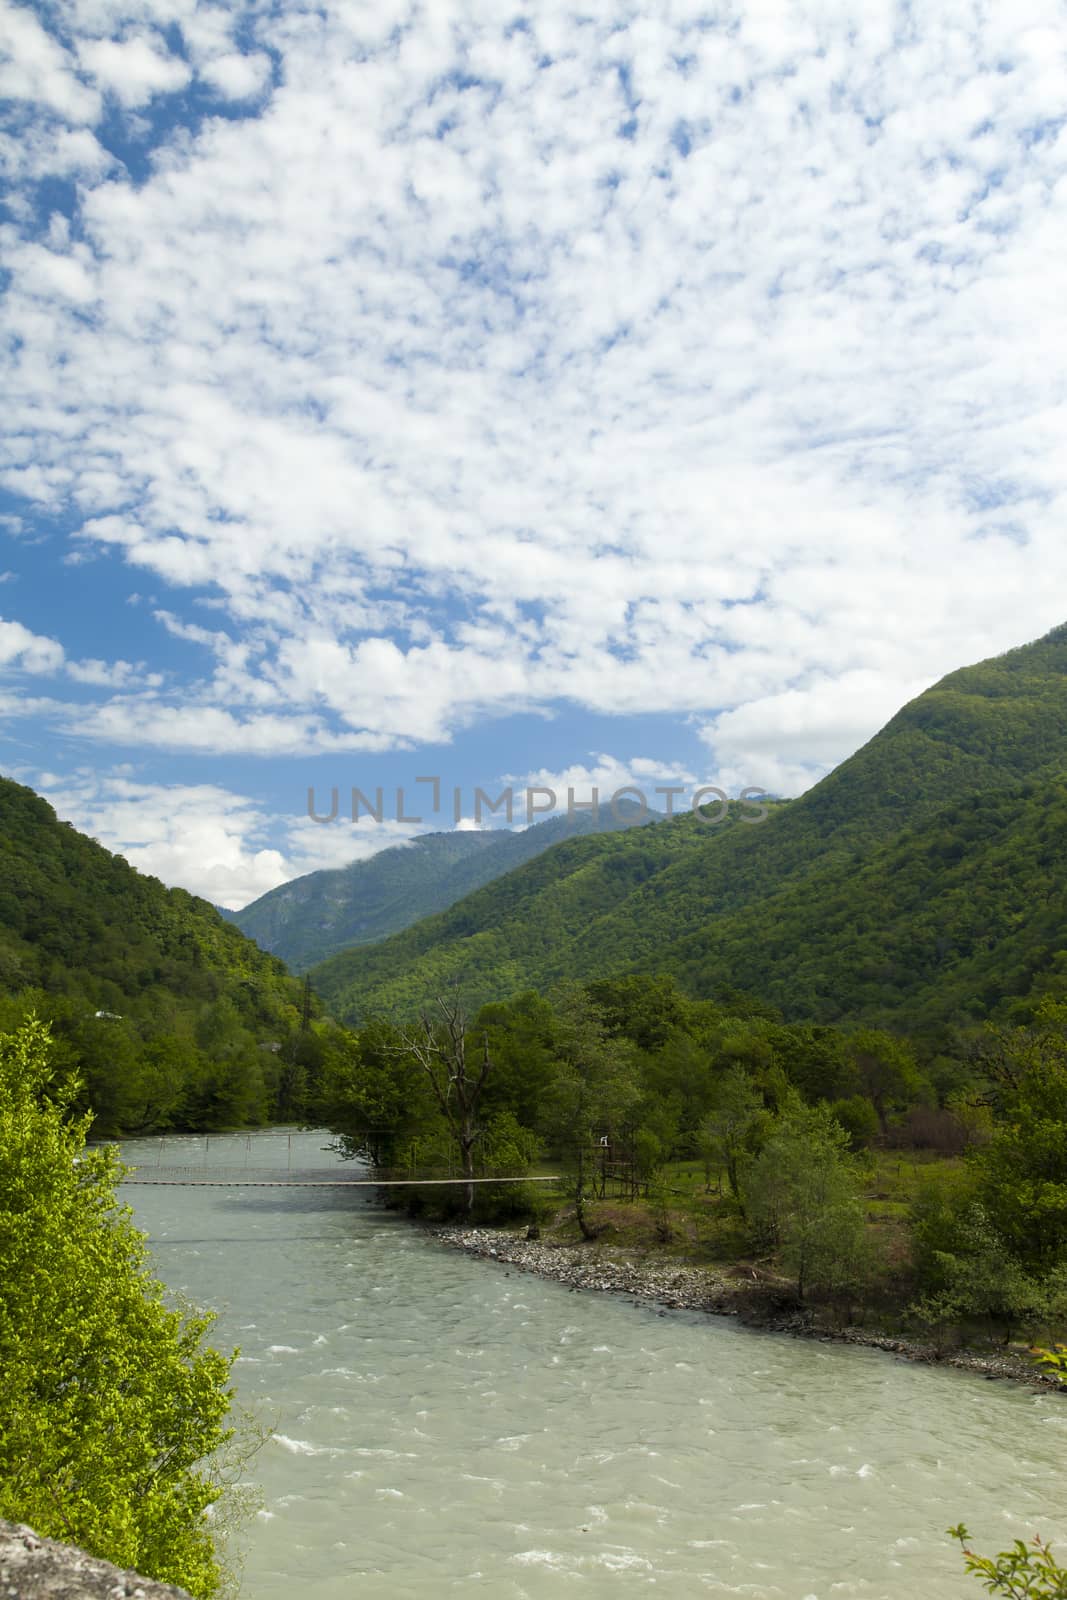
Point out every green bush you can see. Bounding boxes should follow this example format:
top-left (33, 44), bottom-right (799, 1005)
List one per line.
top-left (0, 1019), bottom-right (239, 1597)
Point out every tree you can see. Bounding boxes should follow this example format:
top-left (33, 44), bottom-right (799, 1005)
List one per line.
top-left (742, 1106), bottom-right (867, 1302)
top-left (847, 1027), bottom-right (925, 1136)
top-left (541, 984), bottom-right (640, 1239)
top-left (315, 1019), bottom-right (441, 1170)
top-left (972, 1052), bottom-right (1067, 1273)
top-left (397, 993), bottom-right (495, 1212)
top-left (696, 1065), bottom-right (765, 1211)
top-left (910, 1202), bottom-right (1051, 1346)
top-left (0, 1019), bottom-right (238, 1598)
top-left (585, 974), bottom-right (688, 1050)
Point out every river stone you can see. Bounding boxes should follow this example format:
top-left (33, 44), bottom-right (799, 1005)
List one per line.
top-left (0, 1521), bottom-right (194, 1600)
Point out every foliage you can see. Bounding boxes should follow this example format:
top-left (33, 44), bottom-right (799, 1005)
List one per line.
top-left (314, 1017), bottom-right (442, 1169)
top-left (0, 777), bottom-right (311, 1135)
top-left (949, 1526), bottom-right (1067, 1598)
top-left (0, 1019), bottom-right (238, 1597)
top-left (1030, 1343), bottom-right (1067, 1378)
top-left (741, 1106), bottom-right (868, 1301)
top-left (309, 626), bottom-right (1067, 1027)
top-left (829, 1094), bottom-right (881, 1149)
top-left (393, 993), bottom-right (498, 1211)
top-left (696, 1065), bottom-right (766, 1210)
top-left (969, 1033), bottom-right (1067, 1273)
top-left (233, 807), bottom-right (655, 972)
top-left (538, 983), bottom-right (641, 1238)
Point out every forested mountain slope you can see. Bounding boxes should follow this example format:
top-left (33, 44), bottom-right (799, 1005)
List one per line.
top-left (232, 803), bottom-right (656, 971)
top-left (310, 625), bottom-right (1067, 1025)
top-left (0, 776), bottom-right (306, 1132)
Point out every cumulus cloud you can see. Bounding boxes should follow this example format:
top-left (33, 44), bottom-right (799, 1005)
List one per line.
top-left (512, 754), bottom-right (703, 819)
top-left (0, 614), bottom-right (160, 693)
top-left (34, 769), bottom-right (425, 908)
top-left (198, 51), bottom-right (271, 102)
top-left (2, 0), bottom-right (1067, 772)
top-left (77, 33), bottom-right (191, 108)
top-left (698, 670), bottom-right (937, 796)
top-left (0, 4), bottom-right (100, 122)
top-left (0, 617), bottom-right (65, 674)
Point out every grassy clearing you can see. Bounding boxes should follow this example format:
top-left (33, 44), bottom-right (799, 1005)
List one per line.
top-left (523, 1151), bottom-right (965, 1281)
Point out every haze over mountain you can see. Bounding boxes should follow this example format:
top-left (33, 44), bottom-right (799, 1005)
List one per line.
top-left (231, 803), bottom-right (659, 973)
top-left (310, 625), bottom-right (1067, 1030)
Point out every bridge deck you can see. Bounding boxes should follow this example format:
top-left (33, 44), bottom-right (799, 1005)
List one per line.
top-left (122, 1166), bottom-right (559, 1188)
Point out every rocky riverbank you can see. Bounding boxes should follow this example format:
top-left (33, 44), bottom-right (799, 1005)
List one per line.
top-left (0, 1520), bottom-right (193, 1600)
top-left (433, 1224), bottom-right (1067, 1392)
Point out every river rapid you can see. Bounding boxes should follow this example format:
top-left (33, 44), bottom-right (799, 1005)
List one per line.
top-left (119, 1130), bottom-right (1067, 1600)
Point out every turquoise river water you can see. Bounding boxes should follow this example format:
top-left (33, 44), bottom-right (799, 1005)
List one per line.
top-left (118, 1130), bottom-right (1067, 1600)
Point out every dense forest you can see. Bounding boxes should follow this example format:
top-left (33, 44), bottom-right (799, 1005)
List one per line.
top-left (310, 625), bottom-right (1067, 1027)
top-left (0, 776), bottom-right (313, 1133)
top-left (311, 969), bottom-right (1067, 1343)
top-left (231, 801), bottom-right (656, 972)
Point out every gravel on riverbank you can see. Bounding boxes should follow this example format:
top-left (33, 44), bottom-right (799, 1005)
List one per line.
top-left (432, 1224), bottom-right (1067, 1392)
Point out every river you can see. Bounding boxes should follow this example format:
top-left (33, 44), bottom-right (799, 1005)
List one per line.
top-left (119, 1130), bottom-right (1067, 1600)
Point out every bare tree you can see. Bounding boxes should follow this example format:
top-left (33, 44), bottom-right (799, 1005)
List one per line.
top-left (397, 993), bottom-right (492, 1213)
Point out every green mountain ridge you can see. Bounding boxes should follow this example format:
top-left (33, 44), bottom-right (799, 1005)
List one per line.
top-left (0, 775), bottom-right (306, 1132)
top-left (310, 624), bottom-right (1067, 1027)
top-left (232, 802), bottom-right (658, 972)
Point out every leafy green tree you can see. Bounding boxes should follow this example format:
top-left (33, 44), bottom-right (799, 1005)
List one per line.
top-left (696, 1065), bottom-right (765, 1211)
top-left (475, 990), bottom-right (559, 1130)
top-left (542, 984), bottom-right (640, 1239)
top-left (829, 1094), bottom-right (880, 1150)
top-left (972, 1050), bottom-right (1067, 1272)
top-left (847, 1028), bottom-right (925, 1136)
top-left (0, 1019), bottom-right (238, 1597)
top-left (585, 974), bottom-right (689, 1050)
top-left (763, 1022), bottom-right (853, 1103)
top-left (634, 1030), bottom-right (715, 1152)
top-left (314, 1019), bottom-right (441, 1169)
top-left (742, 1106), bottom-right (867, 1302)
top-left (910, 1203), bottom-right (1050, 1346)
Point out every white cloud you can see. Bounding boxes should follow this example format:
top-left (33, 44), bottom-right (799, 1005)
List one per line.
top-left (0, 613), bottom-right (162, 694)
top-left (698, 670), bottom-right (936, 796)
top-left (0, 617), bottom-right (65, 674)
top-left (64, 700), bottom-right (401, 756)
top-left (199, 51), bottom-right (270, 102)
top-left (65, 656), bottom-right (154, 687)
top-left (34, 768), bottom-right (429, 908)
top-left (0, 4), bottom-right (100, 122)
top-left (2, 0), bottom-right (1067, 773)
top-left (77, 33), bottom-right (190, 108)
top-left (512, 754), bottom-right (702, 819)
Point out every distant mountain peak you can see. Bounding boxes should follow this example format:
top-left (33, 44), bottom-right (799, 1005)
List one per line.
top-left (232, 802), bottom-right (661, 971)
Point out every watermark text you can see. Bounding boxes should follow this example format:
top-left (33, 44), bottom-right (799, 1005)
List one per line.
top-left (306, 778), bottom-right (772, 827)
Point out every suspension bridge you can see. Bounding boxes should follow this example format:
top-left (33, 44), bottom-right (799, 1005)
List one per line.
top-left (118, 1131), bottom-right (559, 1189)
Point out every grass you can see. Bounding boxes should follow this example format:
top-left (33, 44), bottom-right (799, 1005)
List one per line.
top-left (518, 1148), bottom-right (968, 1280)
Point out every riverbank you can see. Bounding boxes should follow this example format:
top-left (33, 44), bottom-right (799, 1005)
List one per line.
top-left (432, 1223), bottom-right (1067, 1392)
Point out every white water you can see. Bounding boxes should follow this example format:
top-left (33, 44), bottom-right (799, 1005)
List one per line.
top-left (120, 1131), bottom-right (1067, 1599)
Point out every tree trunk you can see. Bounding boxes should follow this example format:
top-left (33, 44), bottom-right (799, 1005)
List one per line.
top-left (460, 1125), bottom-right (476, 1214)
top-left (574, 1144), bottom-right (598, 1240)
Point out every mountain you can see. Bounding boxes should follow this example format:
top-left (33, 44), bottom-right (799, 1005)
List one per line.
top-left (309, 624), bottom-right (1067, 1029)
top-left (232, 803), bottom-right (658, 972)
top-left (0, 776), bottom-right (306, 1133)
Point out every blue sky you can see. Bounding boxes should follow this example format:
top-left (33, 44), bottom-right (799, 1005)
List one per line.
top-left (2, 0), bottom-right (1066, 906)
